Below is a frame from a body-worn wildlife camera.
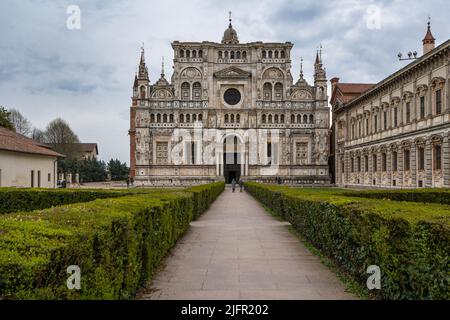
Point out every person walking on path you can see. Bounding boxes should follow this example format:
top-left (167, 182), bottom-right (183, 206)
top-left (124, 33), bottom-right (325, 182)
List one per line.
top-left (238, 179), bottom-right (244, 192)
top-left (231, 178), bottom-right (236, 192)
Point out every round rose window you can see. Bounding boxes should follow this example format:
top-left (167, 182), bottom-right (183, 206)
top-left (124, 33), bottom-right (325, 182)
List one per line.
top-left (224, 88), bottom-right (241, 105)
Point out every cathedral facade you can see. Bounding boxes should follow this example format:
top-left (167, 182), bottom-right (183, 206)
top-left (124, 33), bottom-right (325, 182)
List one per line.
top-left (129, 19), bottom-right (330, 186)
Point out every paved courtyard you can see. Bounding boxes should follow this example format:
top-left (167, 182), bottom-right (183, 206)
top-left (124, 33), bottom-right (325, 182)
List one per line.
top-left (138, 187), bottom-right (356, 300)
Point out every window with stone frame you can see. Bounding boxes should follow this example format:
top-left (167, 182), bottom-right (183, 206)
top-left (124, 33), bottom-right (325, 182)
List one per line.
top-left (351, 157), bottom-right (354, 173)
top-left (364, 155), bottom-right (369, 172)
top-left (193, 82), bottom-right (201, 100)
top-left (392, 151), bottom-right (398, 172)
top-left (156, 142), bottom-right (169, 164)
top-left (357, 156), bottom-right (361, 172)
top-left (274, 83), bottom-right (283, 100)
top-left (418, 146), bottom-right (425, 171)
top-left (420, 96), bottom-right (425, 119)
top-left (140, 86), bottom-right (146, 99)
top-left (434, 144), bottom-right (442, 170)
top-left (365, 118), bottom-right (369, 136)
top-left (263, 83), bottom-right (272, 100)
top-left (393, 107), bottom-right (398, 127)
top-left (185, 141), bottom-right (196, 165)
top-left (181, 82), bottom-right (190, 100)
top-left (374, 114), bottom-right (378, 133)
top-left (382, 153), bottom-right (387, 172)
top-left (404, 149), bottom-right (410, 171)
top-left (296, 142), bottom-right (308, 165)
top-left (372, 154), bottom-right (377, 172)
top-left (383, 111), bottom-right (387, 130)
top-left (406, 102), bottom-right (411, 123)
top-left (435, 89), bottom-right (442, 115)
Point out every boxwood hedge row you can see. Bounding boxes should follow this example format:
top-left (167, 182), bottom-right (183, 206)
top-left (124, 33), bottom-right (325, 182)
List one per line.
top-left (0, 188), bottom-right (133, 214)
top-left (0, 182), bottom-right (224, 299)
top-left (342, 188), bottom-right (450, 205)
top-left (245, 182), bottom-right (449, 300)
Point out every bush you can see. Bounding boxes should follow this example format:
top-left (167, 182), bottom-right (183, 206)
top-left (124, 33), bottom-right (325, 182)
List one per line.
top-left (187, 182), bottom-right (225, 219)
top-left (0, 182), bottom-right (224, 299)
top-left (342, 188), bottom-right (450, 205)
top-left (245, 182), bottom-right (450, 300)
top-left (0, 189), bottom-right (129, 214)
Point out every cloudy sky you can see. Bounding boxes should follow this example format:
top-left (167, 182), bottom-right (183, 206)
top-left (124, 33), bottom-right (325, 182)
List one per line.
top-left (0, 0), bottom-right (448, 163)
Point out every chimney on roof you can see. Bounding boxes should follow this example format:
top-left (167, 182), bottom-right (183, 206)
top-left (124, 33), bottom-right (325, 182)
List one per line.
top-left (330, 77), bottom-right (340, 92)
top-left (422, 19), bottom-right (436, 55)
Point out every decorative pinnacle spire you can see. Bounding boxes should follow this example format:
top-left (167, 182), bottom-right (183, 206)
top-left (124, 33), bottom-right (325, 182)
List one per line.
top-left (229, 11), bottom-right (232, 27)
top-left (300, 57), bottom-right (304, 79)
top-left (319, 44), bottom-right (323, 62)
top-left (140, 43), bottom-right (145, 64)
top-left (423, 16), bottom-right (436, 43)
top-left (161, 56), bottom-right (165, 77)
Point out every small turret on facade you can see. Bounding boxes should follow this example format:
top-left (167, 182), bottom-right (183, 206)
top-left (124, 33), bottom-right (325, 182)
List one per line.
top-left (314, 46), bottom-right (327, 102)
top-left (422, 19), bottom-right (436, 55)
top-left (135, 46), bottom-right (149, 99)
top-left (155, 56), bottom-right (170, 86)
top-left (138, 47), bottom-right (149, 80)
top-left (314, 46), bottom-right (326, 80)
top-left (222, 11), bottom-right (239, 44)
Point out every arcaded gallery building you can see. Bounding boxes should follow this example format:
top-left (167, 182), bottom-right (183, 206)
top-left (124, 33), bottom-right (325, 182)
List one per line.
top-left (332, 23), bottom-right (450, 188)
top-left (129, 18), bottom-right (330, 186)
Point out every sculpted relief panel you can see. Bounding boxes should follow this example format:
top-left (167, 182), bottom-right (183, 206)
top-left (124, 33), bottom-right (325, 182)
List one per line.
top-left (291, 89), bottom-right (313, 100)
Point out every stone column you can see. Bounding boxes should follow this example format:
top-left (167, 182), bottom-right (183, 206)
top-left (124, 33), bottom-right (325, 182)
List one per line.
top-left (425, 139), bottom-right (433, 187)
top-left (444, 133), bottom-right (450, 187)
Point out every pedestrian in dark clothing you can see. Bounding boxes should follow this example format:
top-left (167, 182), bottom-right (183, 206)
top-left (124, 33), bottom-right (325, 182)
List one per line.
top-left (231, 178), bottom-right (236, 192)
top-left (238, 179), bottom-right (244, 192)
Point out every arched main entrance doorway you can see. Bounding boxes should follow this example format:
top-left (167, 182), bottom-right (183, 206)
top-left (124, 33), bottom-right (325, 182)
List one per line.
top-left (223, 135), bottom-right (241, 183)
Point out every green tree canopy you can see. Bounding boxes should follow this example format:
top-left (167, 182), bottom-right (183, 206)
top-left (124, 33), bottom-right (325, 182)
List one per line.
top-left (0, 106), bottom-right (14, 131)
top-left (107, 159), bottom-right (129, 181)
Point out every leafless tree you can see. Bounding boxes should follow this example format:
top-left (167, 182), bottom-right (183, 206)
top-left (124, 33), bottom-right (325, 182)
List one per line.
top-left (44, 118), bottom-right (80, 158)
top-left (31, 128), bottom-right (46, 143)
top-left (8, 109), bottom-right (32, 136)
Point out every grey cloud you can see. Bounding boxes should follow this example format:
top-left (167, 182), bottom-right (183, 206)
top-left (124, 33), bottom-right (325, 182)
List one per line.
top-left (0, 0), bottom-right (448, 163)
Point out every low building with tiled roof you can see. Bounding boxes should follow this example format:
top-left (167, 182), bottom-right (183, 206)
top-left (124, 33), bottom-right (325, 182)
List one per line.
top-left (0, 126), bottom-right (64, 188)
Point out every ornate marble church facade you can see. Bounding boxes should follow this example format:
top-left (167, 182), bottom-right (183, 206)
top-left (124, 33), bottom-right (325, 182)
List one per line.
top-left (129, 18), bottom-right (330, 186)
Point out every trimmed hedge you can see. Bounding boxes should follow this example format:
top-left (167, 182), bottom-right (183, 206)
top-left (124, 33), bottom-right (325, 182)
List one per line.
top-left (245, 182), bottom-right (450, 300)
top-left (0, 182), bottom-right (224, 299)
top-left (342, 188), bottom-right (450, 205)
top-left (187, 183), bottom-right (225, 219)
top-left (0, 189), bottom-right (131, 214)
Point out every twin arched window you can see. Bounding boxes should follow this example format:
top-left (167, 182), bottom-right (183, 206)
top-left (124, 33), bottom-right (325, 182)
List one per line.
top-left (181, 82), bottom-right (202, 100)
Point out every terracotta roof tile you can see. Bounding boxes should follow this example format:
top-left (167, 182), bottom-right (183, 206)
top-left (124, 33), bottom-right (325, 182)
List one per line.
top-left (0, 126), bottom-right (64, 157)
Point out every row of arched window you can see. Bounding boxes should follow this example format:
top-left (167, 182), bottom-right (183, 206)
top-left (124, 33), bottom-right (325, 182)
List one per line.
top-left (150, 113), bottom-right (175, 123)
top-left (179, 113), bottom-right (203, 123)
top-left (262, 114), bottom-right (285, 124)
top-left (149, 113), bottom-right (203, 123)
top-left (262, 50), bottom-right (286, 59)
top-left (261, 114), bottom-right (314, 124)
top-left (181, 82), bottom-right (202, 100)
top-left (224, 114), bottom-right (240, 124)
top-left (179, 49), bottom-right (203, 59)
top-left (291, 114), bottom-right (314, 124)
top-left (218, 50), bottom-right (247, 60)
